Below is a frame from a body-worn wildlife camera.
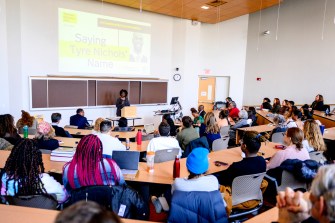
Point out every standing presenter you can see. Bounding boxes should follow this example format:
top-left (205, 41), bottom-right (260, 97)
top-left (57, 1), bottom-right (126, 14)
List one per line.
top-left (116, 89), bottom-right (130, 117)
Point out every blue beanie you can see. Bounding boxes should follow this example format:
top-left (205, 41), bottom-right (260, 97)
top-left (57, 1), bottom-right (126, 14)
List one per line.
top-left (186, 148), bottom-right (209, 174)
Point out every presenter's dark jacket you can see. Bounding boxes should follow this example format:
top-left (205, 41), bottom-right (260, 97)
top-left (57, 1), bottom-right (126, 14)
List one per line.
top-left (52, 125), bottom-right (72, 138)
top-left (116, 98), bottom-right (130, 117)
top-left (69, 114), bottom-right (89, 129)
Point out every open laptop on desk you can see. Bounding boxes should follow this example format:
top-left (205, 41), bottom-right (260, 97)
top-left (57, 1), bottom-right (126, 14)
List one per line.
top-left (112, 151), bottom-right (140, 176)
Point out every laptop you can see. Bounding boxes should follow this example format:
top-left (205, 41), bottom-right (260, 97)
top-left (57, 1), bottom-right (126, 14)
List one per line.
top-left (144, 123), bottom-right (155, 134)
top-left (112, 151), bottom-right (140, 176)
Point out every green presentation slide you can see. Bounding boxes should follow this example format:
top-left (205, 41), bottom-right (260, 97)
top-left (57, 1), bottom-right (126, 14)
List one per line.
top-left (58, 8), bottom-right (151, 75)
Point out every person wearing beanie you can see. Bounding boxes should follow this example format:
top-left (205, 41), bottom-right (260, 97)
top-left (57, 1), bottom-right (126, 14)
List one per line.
top-left (34, 121), bottom-right (59, 151)
top-left (171, 147), bottom-right (219, 193)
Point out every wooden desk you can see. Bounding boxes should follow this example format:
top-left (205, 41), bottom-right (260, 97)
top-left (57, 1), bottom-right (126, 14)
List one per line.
top-left (256, 110), bottom-right (274, 125)
top-left (55, 137), bottom-right (80, 148)
top-left (324, 127), bottom-right (335, 141)
top-left (0, 204), bottom-right (157, 223)
top-left (313, 110), bottom-right (335, 128)
top-left (236, 124), bottom-right (276, 144)
top-left (244, 207), bottom-right (278, 223)
top-left (65, 128), bottom-right (139, 139)
top-left (0, 142), bottom-right (278, 184)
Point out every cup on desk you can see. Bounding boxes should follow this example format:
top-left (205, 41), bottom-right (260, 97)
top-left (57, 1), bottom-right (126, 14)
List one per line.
top-left (319, 125), bottom-right (325, 135)
top-left (146, 151), bottom-right (155, 173)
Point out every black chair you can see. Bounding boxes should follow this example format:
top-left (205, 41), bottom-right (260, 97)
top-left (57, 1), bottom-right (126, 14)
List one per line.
top-left (68, 185), bottom-right (148, 220)
top-left (323, 104), bottom-right (330, 112)
top-left (4, 194), bottom-right (58, 210)
top-left (182, 136), bottom-right (209, 158)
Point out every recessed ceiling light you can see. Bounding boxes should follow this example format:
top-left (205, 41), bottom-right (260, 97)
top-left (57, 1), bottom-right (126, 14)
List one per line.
top-left (201, 6), bottom-right (210, 10)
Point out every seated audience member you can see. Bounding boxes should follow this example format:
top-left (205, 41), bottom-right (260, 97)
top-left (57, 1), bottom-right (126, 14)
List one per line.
top-left (176, 116), bottom-right (199, 151)
top-left (310, 94), bottom-right (324, 111)
top-left (92, 117), bottom-right (104, 135)
top-left (300, 107), bottom-right (313, 121)
top-left (262, 97), bottom-right (273, 110)
top-left (271, 98), bottom-right (281, 114)
top-left (217, 109), bottom-right (230, 128)
top-left (190, 108), bottom-right (204, 126)
top-left (230, 110), bottom-right (249, 130)
top-left (96, 120), bottom-right (126, 157)
top-left (228, 101), bottom-right (240, 120)
top-left (267, 127), bottom-right (310, 170)
top-left (276, 165), bottom-right (335, 223)
top-left (218, 131), bottom-right (268, 214)
top-left (248, 107), bottom-right (257, 126)
top-left (113, 117), bottom-right (134, 132)
top-left (303, 119), bottom-right (326, 152)
top-left (63, 134), bottom-right (125, 193)
top-left (51, 113), bottom-right (72, 137)
top-left (269, 115), bottom-right (287, 139)
top-left (35, 121), bottom-right (59, 151)
top-left (282, 99), bottom-right (289, 108)
top-left (70, 108), bottom-right (90, 129)
top-left (0, 114), bottom-right (21, 145)
top-left (285, 110), bottom-right (299, 128)
top-left (146, 122), bottom-right (181, 156)
top-left (162, 114), bottom-right (177, 136)
top-left (1, 138), bottom-right (67, 203)
top-left (198, 105), bottom-right (206, 118)
top-left (172, 148), bottom-right (218, 193)
top-left (203, 112), bottom-right (221, 149)
top-left (55, 200), bottom-right (122, 223)
top-left (16, 110), bottom-right (38, 135)
top-left (0, 138), bottom-right (13, 151)
top-left (225, 97), bottom-right (232, 108)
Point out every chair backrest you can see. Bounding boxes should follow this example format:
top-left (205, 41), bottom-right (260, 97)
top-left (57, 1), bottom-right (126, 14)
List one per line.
top-left (212, 137), bottom-right (229, 151)
top-left (5, 194), bottom-right (58, 210)
top-left (154, 148), bottom-right (180, 163)
top-left (182, 136), bottom-right (209, 158)
top-left (323, 104), bottom-right (330, 112)
top-left (271, 132), bottom-right (285, 144)
top-left (231, 172), bottom-right (266, 206)
top-left (220, 126), bottom-right (230, 137)
top-left (309, 151), bottom-right (326, 164)
top-left (278, 170), bottom-right (307, 192)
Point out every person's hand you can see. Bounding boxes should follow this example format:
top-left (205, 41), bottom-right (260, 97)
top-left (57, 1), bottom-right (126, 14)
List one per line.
top-left (276, 187), bottom-right (310, 223)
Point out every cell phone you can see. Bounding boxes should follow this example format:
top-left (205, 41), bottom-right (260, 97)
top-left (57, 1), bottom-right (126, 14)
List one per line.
top-left (214, 161), bottom-right (228, 167)
top-left (76, 132), bottom-right (81, 135)
top-left (115, 135), bottom-right (120, 138)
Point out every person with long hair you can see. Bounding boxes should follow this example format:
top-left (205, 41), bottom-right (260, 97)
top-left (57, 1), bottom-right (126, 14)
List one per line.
top-left (303, 119), bottom-right (326, 152)
top-left (310, 94), bottom-right (324, 111)
top-left (267, 127), bottom-right (310, 170)
top-left (0, 138), bottom-right (67, 203)
top-left (271, 98), bottom-right (281, 114)
top-left (92, 117), bottom-right (104, 135)
top-left (203, 112), bottom-right (220, 149)
top-left (217, 109), bottom-right (230, 128)
top-left (0, 114), bottom-right (21, 145)
top-left (16, 110), bottom-right (38, 135)
top-left (62, 134), bottom-right (125, 193)
top-left (35, 121), bottom-right (59, 151)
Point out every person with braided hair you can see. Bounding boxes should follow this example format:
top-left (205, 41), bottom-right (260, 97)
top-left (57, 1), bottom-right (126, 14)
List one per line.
top-left (62, 134), bottom-right (125, 193)
top-left (0, 138), bottom-right (68, 203)
top-left (217, 131), bottom-right (268, 214)
top-left (0, 114), bottom-right (21, 145)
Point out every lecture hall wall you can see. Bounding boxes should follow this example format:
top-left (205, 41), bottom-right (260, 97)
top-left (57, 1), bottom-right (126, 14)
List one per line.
top-left (0, 0), bottom-right (248, 125)
top-left (244, 0), bottom-right (335, 106)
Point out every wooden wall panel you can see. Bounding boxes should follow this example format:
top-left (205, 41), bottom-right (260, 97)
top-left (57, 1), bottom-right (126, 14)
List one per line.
top-left (31, 79), bottom-right (47, 108)
top-left (96, 81), bottom-right (129, 106)
top-left (129, 81), bottom-right (141, 104)
top-left (141, 82), bottom-right (167, 104)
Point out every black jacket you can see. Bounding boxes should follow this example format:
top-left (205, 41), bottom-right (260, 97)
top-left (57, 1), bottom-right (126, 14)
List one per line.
top-left (68, 185), bottom-right (148, 220)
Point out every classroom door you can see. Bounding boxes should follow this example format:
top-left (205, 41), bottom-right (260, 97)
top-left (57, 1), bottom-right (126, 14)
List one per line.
top-left (198, 77), bottom-right (216, 113)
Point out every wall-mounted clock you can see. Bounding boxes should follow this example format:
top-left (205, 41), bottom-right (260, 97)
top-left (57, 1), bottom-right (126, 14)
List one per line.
top-left (173, 73), bottom-right (181, 81)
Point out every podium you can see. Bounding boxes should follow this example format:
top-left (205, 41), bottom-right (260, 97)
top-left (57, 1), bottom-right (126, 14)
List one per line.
top-left (121, 106), bottom-right (137, 117)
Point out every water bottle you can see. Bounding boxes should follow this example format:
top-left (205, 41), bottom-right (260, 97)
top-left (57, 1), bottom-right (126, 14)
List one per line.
top-left (126, 138), bottom-right (130, 150)
top-left (136, 129), bottom-right (142, 145)
top-left (326, 108), bottom-right (330, 115)
top-left (23, 125), bottom-right (29, 138)
top-left (173, 155), bottom-right (180, 179)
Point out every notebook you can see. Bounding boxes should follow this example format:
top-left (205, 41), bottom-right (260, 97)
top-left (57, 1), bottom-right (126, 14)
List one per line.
top-left (112, 151), bottom-right (140, 177)
top-left (144, 123), bottom-right (155, 134)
